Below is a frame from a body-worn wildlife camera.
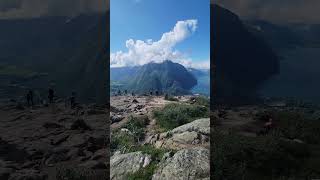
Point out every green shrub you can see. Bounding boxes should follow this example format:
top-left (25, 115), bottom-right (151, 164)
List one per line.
top-left (129, 145), bottom-right (169, 161)
top-left (127, 162), bottom-right (157, 180)
top-left (191, 96), bottom-right (210, 107)
top-left (274, 111), bottom-right (320, 144)
top-left (124, 115), bottom-right (149, 142)
top-left (164, 94), bottom-right (178, 101)
top-left (111, 131), bottom-right (136, 153)
top-left (154, 103), bottom-right (209, 131)
top-left (111, 115), bottom-right (149, 153)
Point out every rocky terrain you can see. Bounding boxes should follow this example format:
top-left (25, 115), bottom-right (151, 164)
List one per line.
top-left (0, 101), bottom-right (108, 180)
top-left (110, 95), bottom-right (210, 179)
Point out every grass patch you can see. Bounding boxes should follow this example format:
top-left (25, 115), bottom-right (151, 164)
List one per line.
top-left (154, 103), bottom-right (209, 131)
top-left (129, 145), bottom-right (171, 160)
top-left (111, 115), bottom-right (149, 153)
top-left (274, 111), bottom-right (320, 145)
top-left (127, 162), bottom-right (158, 180)
top-left (126, 145), bottom-right (174, 180)
top-left (191, 96), bottom-right (210, 107)
top-left (211, 131), bottom-right (320, 180)
top-left (124, 115), bottom-right (149, 142)
top-left (255, 110), bottom-right (320, 145)
top-left (111, 131), bottom-right (135, 153)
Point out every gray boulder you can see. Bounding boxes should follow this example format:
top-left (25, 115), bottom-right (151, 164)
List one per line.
top-left (152, 147), bottom-right (210, 180)
top-left (147, 118), bottom-right (210, 150)
top-left (110, 151), bottom-right (151, 180)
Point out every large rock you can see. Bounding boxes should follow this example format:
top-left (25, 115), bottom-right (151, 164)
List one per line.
top-left (170, 118), bottom-right (210, 135)
top-left (146, 118), bottom-right (210, 150)
top-left (110, 114), bottom-right (124, 123)
top-left (110, 151), bottom-right (151, 180)
top-left (152, 147), bottom-right (210, 180)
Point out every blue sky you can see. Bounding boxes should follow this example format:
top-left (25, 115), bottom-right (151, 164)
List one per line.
top-left (110, 0), bottom-right (210, 69)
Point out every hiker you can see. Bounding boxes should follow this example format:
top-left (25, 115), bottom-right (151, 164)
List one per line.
top-left (48, 88), bottom-right (54, 104)
top-left (34, 90), bottom-right (42, 105)
top-left (150, 90), bottom-right (153, 96)
top-left (117, 89), bottom-right (121, 96)
top-left (155, 90), bottom-right (159, 96)
top-left (26, 90), bottom-right (34, 106)
top-left (124, 90), bottom-right (127, 95)
top-left (131, 91), bottom-right (135, 96)
top-left (264, 118), bottom-right (274, 133)
top-left (70, 92), bottom-right (76, 109)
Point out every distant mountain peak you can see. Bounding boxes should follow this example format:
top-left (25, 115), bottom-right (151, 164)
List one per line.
top-left (111, 60), bottom-right (198, 95)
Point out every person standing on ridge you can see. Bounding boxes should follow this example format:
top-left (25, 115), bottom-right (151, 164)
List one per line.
top-left (70, 91), bottom-right (76, 109)
top-left (26, 90), bottom-right (34, 107)
top-left (48, 88), bottom-right (54, 104)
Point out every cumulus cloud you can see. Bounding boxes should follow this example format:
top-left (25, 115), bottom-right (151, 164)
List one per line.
top-left (214, 0), bottom-right (320, 24)
top-left (111, 19), bottom-right (209, 69)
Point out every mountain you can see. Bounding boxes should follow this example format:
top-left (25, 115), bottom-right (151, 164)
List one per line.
top-left (246, 20), bottom-right (320, 51)
top-left (110, 60), bottom-right (198, 95)
top-left (245, 20), bottom-right (303, 51)
top-left (0, 13), bottom-right (109, 104)
top-left (211, 4), bottom-right (280, 104)
top-left (188, 68), bottom-right (210, 96)
top-left (244, 21), bottom-right (320, 103)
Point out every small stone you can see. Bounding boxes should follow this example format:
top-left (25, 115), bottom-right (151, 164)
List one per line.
top-left (70, 119), bottom-right (92, 131)
top-left (43, 122), bottom-right (63, 129)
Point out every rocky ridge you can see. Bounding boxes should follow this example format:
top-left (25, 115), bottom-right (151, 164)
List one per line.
top-left (110, 95), bottom-right (210, 179)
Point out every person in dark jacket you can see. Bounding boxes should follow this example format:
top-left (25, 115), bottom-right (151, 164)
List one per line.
top-left (26, 90), bottom-right (34, 106)
top-left (48, 88), bottom-right (54, 104)
top-left (70, 91), bottom-right (76, 109)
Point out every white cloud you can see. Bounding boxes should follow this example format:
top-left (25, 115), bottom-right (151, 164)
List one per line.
top-left (110, 19), bottom-right (209, 69)
top-left (181, 59), bottom-right (210, 69)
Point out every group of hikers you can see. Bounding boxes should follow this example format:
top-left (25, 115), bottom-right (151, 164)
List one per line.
top-left (115, 89), bottom-right (160, 96)
top-left (26, 88), bottom-right (76, 108)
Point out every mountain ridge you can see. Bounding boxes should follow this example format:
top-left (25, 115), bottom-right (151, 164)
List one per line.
top-left (110, 60), bottom-right (202, 95)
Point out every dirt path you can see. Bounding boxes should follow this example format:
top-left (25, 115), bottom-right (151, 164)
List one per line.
top-left (143, 97), bottom-right (170, 142)
top-left (110, 96), bottom-right (171, 144)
